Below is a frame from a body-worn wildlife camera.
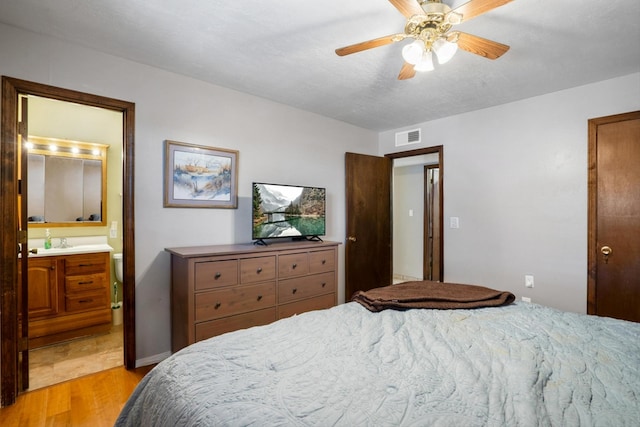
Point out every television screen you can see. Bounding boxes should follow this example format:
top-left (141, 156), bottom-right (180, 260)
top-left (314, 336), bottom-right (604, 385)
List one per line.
top-left (252, 182), bottom-right (326, 242)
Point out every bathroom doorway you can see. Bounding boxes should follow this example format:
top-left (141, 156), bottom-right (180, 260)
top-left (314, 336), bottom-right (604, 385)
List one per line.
top-left (1, 77), bottom-right (136, 406)
top-left (22, 94), bottom-right (124, 390)
top-left (391, 150), bottom-right (442, 283)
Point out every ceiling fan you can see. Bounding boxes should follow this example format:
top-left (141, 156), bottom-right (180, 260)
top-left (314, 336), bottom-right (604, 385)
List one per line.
top-left (335, 0), bottom-right (513, 80)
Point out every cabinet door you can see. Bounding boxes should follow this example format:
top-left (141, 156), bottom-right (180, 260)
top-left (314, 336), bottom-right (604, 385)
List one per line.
top-left (27, 257), bottom-right (59, 318)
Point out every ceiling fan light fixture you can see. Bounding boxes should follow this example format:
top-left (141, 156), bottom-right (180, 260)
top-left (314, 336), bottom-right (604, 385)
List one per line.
top-left (401, 39), bottom-right (425, 65)
top-left (433, 38), bottom-right (458, 64)
top-left (414, 50), bottom-right (434, 72)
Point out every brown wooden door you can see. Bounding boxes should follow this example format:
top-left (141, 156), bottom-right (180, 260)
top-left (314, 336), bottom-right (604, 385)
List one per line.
top-left (345, 152), bottom-right (392, 300)
top-left (588, 111), bottom-right (640, 322)
top-left (425, 165), bottom-right (441, 281)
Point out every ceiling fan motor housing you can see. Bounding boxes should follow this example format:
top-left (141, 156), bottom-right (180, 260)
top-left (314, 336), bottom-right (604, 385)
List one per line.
top-left (406, 1), bottom-right (454, 47)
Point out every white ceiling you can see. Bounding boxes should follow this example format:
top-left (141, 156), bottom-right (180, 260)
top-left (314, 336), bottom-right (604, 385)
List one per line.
top-left (1, 0), bottom-right (638, 132)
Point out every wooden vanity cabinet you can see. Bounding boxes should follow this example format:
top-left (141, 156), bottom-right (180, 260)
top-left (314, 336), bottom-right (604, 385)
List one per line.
top-left (21, 251), bottom-right (112, 348)
top-left (23, 257), bottom-right (59, 319)
top-left (168, 241), bottom-right (340, 352)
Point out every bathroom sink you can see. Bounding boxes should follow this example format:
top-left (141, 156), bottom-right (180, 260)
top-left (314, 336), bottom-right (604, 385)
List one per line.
top-left (28, 243), bottom-right (113, 257)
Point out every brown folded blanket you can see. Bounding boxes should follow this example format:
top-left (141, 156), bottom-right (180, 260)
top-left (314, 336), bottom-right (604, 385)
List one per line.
top-left (351, 280), bottom-right (515, 312)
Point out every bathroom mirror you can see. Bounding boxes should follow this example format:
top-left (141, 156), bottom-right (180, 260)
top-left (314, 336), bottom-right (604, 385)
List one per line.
top-left (26, 136), bottom-right (108, 227)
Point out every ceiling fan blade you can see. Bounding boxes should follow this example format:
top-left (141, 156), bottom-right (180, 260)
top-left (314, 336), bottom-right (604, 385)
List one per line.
top-left (388, 0), bottom-right (425, 18)
top-left (335, 34), bottom-right (405, 56)
top-left (398, 62), bottom-right (416, 80)
top-left (455, 32), bottom-right (510, 59)
top-left (451, 0), bottom-right (513, 23)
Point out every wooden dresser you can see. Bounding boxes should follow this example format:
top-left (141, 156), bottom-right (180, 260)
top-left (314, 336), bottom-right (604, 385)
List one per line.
top-left (20, 251), bottom-right (112, 348)
top-left (166, 241), bottom-right (340, 352)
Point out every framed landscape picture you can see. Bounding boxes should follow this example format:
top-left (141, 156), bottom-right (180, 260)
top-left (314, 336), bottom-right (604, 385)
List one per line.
top-left (164, 140), bottom-right (238, 208)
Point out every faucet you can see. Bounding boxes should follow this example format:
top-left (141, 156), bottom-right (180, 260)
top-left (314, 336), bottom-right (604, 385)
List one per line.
top-left (57, 237), bottom-right (72, 248)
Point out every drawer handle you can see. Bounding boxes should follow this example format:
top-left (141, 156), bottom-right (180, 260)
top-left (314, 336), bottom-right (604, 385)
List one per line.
top-left (78, 281), bottom-right (94, 285)
top-left (79, 263), bottom-right (96, 267)
top-left (257, 267), bottom-right (262, 274)
top-left (322, 260), bottom-right (326, 264)
top-left (214, 272), bottom-right (222, 280)
top-left (257, 295), bottom-right (263, 301)
top-left (292, 288), bottom-right (297, 294)
top-left (292, 263), bottom-right (297, 269)
top-left (78, 299), bottom-right (93, 304)
top-left (214, 302), bottom-right (221, 309)
top-left (321, 282), bottom-right (326, 288)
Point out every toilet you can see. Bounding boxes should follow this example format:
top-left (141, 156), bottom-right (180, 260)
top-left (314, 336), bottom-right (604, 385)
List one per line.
top-left (113, 253), bottom-right (124, 283)
top-left (112, 253), bottom-right (124, 325)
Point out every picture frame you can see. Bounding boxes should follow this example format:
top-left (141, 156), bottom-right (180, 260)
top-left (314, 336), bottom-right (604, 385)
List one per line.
top-left (164, 140), bottom-right (238, 208)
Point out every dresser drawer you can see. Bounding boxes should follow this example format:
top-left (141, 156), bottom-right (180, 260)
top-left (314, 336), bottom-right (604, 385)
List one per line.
top-left (278, 293), bottom-right (335, 319)
top-left (240, 256), bottom-right (276, 283)
top-left (278, 271), bottom-right (335, 304)
top-left (195, 282), bottom-right (276, 322)
top-left (65, 291), bottom-right (109, 312)
top-left (65, 272), bottom-right (107, 293)
top-left (278, 253), bottom-right (309, 278)
top-left (195, 308), bottom-right (276, 342)
top-left (195, 259), bottom-right (238, 290)
top-left (309, 249), bottom-right (335, 273)
top-left (65, 253), bottom-right (108, 275)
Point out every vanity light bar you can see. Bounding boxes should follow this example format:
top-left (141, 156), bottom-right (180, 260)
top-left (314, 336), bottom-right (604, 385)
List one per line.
top-left (24, 135), bottom-right (108, 158)
top-left (27, 142), bottom-right (102, 156)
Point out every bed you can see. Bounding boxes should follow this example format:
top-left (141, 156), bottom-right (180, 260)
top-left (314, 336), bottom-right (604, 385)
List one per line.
top-left (116, 282), bottom-right (640, 426)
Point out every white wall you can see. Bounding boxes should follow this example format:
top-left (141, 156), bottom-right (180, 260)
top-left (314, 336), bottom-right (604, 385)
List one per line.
top-left (380, 72), bottom-right (640, 314)
top-left (0, 23), bottom-right (378, 365)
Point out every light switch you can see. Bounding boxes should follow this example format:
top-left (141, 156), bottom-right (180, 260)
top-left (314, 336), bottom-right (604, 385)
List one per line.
top-left (450, 217), bottom-right (459, 229)
top-left (525, 275), bottom-right (534, 288)
top-left (409, 209), bottom-right (414, 217)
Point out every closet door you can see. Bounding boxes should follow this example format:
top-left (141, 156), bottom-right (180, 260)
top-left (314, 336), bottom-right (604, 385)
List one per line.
top-left (588, 111), bottom-right (640, 322)
top-left (345, 153), bottom-right (392, 300)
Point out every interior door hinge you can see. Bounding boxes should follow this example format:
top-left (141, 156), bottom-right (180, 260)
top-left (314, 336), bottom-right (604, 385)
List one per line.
top-left (18, 120), bottom-right (26, 136)
top-left (18, 230), bottom-right (27, 244)
top-left (18, 179), bottom-right (22, 195)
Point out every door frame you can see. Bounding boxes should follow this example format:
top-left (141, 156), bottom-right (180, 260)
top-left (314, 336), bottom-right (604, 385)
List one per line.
top-left (1, 76), bottom-right (136, 406)
top-left (386, 146), bottom-right (444, 282)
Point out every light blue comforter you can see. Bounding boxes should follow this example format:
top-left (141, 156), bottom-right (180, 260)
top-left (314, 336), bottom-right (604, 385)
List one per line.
top-left (117, 302), bottom-right (640, 426)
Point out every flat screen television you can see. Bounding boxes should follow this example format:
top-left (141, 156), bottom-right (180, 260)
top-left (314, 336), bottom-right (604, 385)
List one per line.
top-left (252, 182), bottom-right (326, 245)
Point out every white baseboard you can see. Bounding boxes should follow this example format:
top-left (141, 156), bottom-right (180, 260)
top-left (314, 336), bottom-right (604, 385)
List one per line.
top-left (135, 351), bottom-right (171, 368)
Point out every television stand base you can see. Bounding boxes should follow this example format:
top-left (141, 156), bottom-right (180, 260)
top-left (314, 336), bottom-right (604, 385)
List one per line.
top-left (253, 239), bottom-right (269, 246)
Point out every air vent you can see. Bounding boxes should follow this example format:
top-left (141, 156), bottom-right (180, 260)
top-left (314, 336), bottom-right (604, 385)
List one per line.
top-left (395, 128), bottom-right (421, 147)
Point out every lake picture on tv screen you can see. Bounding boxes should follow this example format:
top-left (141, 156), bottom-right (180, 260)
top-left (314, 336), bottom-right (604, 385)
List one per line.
top-left (253, 183), bottom-right (325, 238)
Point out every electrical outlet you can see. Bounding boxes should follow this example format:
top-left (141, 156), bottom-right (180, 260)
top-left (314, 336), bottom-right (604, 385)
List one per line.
top-left (450, 217), bottom-right (459, 229)
top-left (521, 296), bottom-right (532, 303)
top-left (525, 275), bottom-right (534, 288)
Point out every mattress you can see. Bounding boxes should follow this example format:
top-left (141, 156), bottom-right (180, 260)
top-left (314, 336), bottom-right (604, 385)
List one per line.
top-left (116, 302), bottom-right (640, 426)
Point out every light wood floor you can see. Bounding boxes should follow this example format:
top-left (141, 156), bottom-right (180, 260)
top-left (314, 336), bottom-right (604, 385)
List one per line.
top-left (0, 365), bottom-right (154, 427)
top-left (29, 324), bottom-right (124, 391)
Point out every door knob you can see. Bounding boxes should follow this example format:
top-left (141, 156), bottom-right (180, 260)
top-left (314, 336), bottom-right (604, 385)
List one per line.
top-left (348, 236), bottom-right (357, 242)
top-left (601, 246), bottom-right (612, 256)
